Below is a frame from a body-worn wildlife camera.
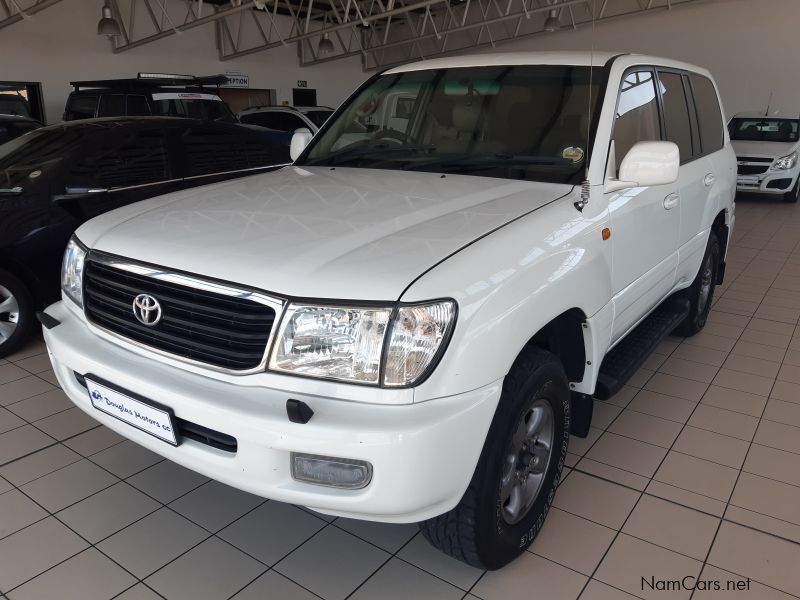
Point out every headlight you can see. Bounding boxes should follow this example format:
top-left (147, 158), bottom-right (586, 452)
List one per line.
top-left (383, 301), bottom-right (456, 386)
top-left (61, 236), bottom-right (87, 308)
top-left (772, 152), bottom-right (798, 171)
top-left (269, 299), bottom-right (456, 386)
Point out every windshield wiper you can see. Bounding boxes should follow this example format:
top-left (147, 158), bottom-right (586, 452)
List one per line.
top-left (304, 141), bottom-right (435, 166)
top-left (403, 153), bottom-right (573, 172)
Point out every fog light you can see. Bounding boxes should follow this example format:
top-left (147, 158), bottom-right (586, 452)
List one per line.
top-left (290, 453), bottom-right (373, 489)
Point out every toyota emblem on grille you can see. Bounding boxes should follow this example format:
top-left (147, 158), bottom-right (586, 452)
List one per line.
top-left (132, 294), bottom-right (162, 326)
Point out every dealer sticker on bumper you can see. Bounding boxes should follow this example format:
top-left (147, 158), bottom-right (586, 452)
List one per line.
top-left (86, 377), bottom-right (179, 446)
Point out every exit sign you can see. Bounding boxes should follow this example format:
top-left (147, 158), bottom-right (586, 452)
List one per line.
top-left (297, 80), bottom-right (308, 88)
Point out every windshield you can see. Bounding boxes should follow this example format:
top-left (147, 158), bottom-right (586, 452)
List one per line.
top-left (299, 65), bottom-right (603, 184)
top-left (304, 109), bottom-right (334, 128)
top-left (0, 127), bottom-right (81, 193)
top-left (0, 95), bottom-right (31, 118)
top-left (151, 96), bottom-right (236, 121)
top-left (729, 118), bottom-right (799, 143)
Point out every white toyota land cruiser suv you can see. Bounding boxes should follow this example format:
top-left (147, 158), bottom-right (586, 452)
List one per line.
top-left (43, 52), bottom-right (735, 570)
top-left (729, 112), bottom-right (800, 202)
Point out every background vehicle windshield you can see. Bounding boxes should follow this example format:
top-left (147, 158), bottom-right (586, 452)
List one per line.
top-left (729, 118), bottom-right (799, 143)
top-left (299, 65), bottom-right (603, 184)
top-left (0, 95), bottom-right (31, 118)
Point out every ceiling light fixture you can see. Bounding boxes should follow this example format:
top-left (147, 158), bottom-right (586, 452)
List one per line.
top-left (543, 8), bottom-right (560, 32)
top-left (97, 1), bottom-right (121, 37)
top-left (318, 33), bottom-right (334, 55)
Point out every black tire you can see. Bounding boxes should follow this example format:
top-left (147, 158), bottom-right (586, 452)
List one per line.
top-left (419, 347), bottom-right (570, 570)
top-left (784, 179), bottom-right (799, 203)
top-left (674, 232), bottom-right (720, 337)
top-left (0, 269), bottom-right (34, 359)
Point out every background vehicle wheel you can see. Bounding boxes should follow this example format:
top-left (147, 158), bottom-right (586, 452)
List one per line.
top-left (784, 179), bottom-right (799, 203)
top-left (0, 269), bottom-right (34, 359)
top-left (419, 346), bottom-right (570, 570)
top-left (675, 233), bottom-right (720, 337)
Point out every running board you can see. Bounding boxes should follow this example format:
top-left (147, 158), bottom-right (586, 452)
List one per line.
top-left (594, 297), bottom-right (690, 400)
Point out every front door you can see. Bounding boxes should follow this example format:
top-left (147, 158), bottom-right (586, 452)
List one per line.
top-left (607, 68), bottom-right (681, 342)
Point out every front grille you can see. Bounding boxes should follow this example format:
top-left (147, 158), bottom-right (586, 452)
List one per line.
top-left (738, 164), bottom-right (769, 176)
top-left (84, 259), bottom-right (277, 371)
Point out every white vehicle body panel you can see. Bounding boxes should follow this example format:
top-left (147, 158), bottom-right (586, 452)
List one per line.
top-left (44, 51), bottom-right (736, 522)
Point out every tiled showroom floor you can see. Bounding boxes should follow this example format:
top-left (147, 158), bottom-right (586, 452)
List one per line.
top-left (2, 196), bottom-right (800, 600)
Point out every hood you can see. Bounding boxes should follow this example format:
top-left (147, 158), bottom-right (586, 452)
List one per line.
top-left (731, 139), bottom-right (799, 158)
top-left (83, 167), bottom-right (569, 300)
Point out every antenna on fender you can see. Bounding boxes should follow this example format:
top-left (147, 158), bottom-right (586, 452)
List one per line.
top-left (765, 90), bottom-right (774, 117)
top-left (575, 0), bottom-right (595, 212)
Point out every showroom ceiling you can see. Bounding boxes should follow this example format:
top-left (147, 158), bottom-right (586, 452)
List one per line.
top-left (1, 0), bottom-right (708, 69)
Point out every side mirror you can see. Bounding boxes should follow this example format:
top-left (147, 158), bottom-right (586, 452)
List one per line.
top-left (290, 128), bottom-right (313, 162)
top-left (604, 141), bottom-right (680, 193)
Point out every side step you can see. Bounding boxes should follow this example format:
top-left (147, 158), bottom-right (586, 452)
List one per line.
top-left (594, 297), bottom-right (690, 400)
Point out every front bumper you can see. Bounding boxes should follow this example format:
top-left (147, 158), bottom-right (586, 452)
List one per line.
top-left (43, 301), bottom-right (501, 523)
top-left (736, 168), bottom-right (798, 194)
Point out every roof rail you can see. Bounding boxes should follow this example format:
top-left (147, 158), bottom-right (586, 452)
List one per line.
top-left (70, 74), bottom-right (228, 91)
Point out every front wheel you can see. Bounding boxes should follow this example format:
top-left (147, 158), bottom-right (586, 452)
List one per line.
top-left (0, 269), bottom-right (34, 359)
top-left (675, 233), bottom-right (719, 337)
top-left (419, 347), bottom-right (570, 570)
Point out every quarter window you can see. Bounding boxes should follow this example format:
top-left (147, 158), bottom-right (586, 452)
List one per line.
top-left (613, 70), bottom-right (661, 171)
top-left (657, 71), bottom-right (694, 162)
top-left (690, 74), bottom-right (724, 154)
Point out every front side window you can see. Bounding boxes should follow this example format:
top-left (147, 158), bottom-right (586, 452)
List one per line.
top-left (658, 71), bottom-right (694, 162)
top-left (729, 118), bottom-right (799, 143)
top-left (613, 70), bottom-right (661, 168)
top-left (299, 65), bottom-right (604, 184)
top-left (690, 74), bottom-right (724, 153)
top-left (0, 128), bottom-right (82, 192)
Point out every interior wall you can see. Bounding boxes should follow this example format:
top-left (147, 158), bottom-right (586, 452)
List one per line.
top-left (0, 1), bottom-right (367, 123)
top-left (489, 0), bottom-right (799, 119)
top-left (1, 0), bottom-right (796, 124)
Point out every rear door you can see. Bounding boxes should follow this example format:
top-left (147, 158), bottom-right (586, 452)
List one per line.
top-left (656, 69), bottom-right (710, 289)
top-left (607, 67), bottom-right (681, 342)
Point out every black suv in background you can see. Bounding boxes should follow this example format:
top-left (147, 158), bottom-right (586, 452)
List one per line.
top-left (0, 117), bottom-right (290, 356)
top-left (63, 73), bottom-right (236, 122)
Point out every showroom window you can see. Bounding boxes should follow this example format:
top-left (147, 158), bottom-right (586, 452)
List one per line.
top-left (657, 71), bottom-right (695, 162)
top-left (613, 69), bottom-right (662, 171)
top-left (181, 126), bottom-right (250, 176)
top-left (690, 74), bottom-right (724, 154)
top-left (68, 129), bottom-right (171, 190)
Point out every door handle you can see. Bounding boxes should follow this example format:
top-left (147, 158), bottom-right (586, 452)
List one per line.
top-left (663, 193), bottom-right (680, 210)
top-left (704, 173), bottom-right (716, 187)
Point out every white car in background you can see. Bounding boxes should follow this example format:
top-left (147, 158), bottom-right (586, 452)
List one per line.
top-left (238, 105), bottom-right (334, 134)
top-left (729, 112), bottom-right (800, 202)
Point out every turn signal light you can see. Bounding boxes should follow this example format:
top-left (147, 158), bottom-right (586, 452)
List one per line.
top-left (290, 453), bottom-right (373, 489)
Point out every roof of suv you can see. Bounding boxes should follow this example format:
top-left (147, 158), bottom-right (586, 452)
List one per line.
top-left (239, 105), bottom-right (333, 115)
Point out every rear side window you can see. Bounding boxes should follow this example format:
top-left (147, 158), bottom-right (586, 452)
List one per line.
top-left (657, 71), bottom-right (694, 162)
top-left (613, 70), bottom-right (661, 169)
top-left (690, 74), bottom-right (724, 154)
top-left (242, 111), bottom-right (306, 132)
top-left (126, 95), bottom-right (151, 116)
top-left (64, 95), bottom-right (98, 120)
top-left (67, 129), bottom-right (172, 190)
top-left (97, 95), bottom-right (126, 118)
